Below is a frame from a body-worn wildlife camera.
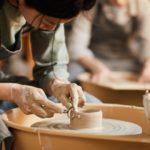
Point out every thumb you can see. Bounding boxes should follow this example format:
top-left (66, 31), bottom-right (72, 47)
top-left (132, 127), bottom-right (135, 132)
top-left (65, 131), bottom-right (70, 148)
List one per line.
top-left (38, 99), bottom-right (64, 113)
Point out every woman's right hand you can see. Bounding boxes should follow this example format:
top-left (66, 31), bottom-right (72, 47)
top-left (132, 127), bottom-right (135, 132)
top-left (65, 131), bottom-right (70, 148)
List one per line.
top-left (11, 84), bottom-right (63, 118)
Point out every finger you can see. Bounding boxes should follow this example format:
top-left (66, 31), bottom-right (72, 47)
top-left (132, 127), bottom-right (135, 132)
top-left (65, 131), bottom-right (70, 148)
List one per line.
top-left (31, 103), bottom-right (48, 118)
top-left (38, 89), bottom-right (48, 99)
top-left (60, 96), bottom-right (72, 109)
top-left (17, 104), bottom-right (31, 115)
top-left (31, 105), bottom-right (47, 118)
top-left (44, 108), bottom-right (57, 117)
top-left (69, 84), bottom-right (79, 111)
top-left (19, 106), bottom-right (31, 115)
top-left (77, 87), bottom-right (86, 107)
top-left (37, 99), bottom-right (64, 113)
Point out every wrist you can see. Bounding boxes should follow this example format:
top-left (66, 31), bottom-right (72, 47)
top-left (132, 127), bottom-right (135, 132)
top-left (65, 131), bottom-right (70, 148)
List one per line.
top-left (10, 83), bottom-right (22, 102)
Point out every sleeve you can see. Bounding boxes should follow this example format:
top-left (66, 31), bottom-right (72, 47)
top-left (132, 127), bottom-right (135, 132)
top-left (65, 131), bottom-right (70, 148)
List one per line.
top-left (31, 24), bottom-right (70, 90)
top-left (67, 11), bottom-right (95, 61)
top-left (136, 0), bottom-right (150, 61)
top-left (0, 2), bottom-right (26, 59)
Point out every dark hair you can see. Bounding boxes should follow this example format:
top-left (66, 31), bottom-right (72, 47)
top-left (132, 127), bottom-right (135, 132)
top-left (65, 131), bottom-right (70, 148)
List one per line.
top-left (0, 0), bottom-right (4, 8)
top-left (25, 0), bottom-right (96, 19)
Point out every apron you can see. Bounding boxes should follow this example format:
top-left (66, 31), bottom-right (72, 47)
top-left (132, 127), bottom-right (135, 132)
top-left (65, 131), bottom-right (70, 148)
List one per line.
top-left (89, 3), bottom-right (142, 72)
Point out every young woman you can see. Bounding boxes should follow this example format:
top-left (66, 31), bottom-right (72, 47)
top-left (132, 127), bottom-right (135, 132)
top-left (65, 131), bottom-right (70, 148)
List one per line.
top-left (0, 0), bottom-right (97, 117)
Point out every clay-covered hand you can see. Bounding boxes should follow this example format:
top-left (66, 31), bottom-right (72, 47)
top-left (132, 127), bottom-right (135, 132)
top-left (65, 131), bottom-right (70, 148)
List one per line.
top-left (138, 59), bottom-right (150, 83)
top-left (50, 79), bottom-right (86, 112)
top-left (11, 84), bottom-right (63, 118)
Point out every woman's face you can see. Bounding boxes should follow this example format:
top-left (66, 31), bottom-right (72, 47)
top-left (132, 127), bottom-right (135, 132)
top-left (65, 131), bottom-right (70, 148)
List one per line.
top-left (110, 0), bottom-right (128, 7)
top-left (19, 0), bottom-right (72, 31)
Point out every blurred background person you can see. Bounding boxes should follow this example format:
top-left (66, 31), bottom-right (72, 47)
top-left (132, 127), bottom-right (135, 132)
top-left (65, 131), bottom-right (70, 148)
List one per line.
top-left (66, 0), bottom-right (150, 83)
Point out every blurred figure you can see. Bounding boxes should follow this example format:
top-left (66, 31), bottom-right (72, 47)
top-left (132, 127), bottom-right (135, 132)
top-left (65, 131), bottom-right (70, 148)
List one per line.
top-left (1, 33), bottom-right (32, 79)
top-left (2, 52), bottom-right (29, 77)
top-left (66, 0), bottom-right (150, 83)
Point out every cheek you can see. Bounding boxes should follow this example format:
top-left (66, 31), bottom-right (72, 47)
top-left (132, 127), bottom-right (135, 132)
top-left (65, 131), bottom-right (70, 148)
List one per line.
top-left (111, 0), bottom-right (128, 7)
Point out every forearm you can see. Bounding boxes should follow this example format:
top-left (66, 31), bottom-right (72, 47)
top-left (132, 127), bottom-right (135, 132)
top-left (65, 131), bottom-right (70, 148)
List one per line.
top-left (0, 83), bottom-right (20, 102)
top-left (79, 56), bottom-right (107, 73)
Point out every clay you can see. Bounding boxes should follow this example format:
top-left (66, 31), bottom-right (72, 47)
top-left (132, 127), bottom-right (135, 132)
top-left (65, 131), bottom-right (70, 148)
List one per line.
top-left (69, 108), bottom-right (102, 129)
top-left (31, 114), bottom-right (142, 136)
top-left (31, 107), bottom-right (142, 136)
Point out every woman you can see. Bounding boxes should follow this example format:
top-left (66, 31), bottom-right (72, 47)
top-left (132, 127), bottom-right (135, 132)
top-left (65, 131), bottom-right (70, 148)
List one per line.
top-left (0, 1), bottom-right (101, 149)
top-left (0, 0), bottom-right (97, 118)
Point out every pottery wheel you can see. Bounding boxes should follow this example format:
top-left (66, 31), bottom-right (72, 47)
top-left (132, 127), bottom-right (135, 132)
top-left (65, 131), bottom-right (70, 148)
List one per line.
top-left (31, 114), bottom-right (142, 136)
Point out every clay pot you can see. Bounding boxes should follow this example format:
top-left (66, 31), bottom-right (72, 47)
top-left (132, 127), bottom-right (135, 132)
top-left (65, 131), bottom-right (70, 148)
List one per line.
top-left (69, 108), bottom-right (103, 129)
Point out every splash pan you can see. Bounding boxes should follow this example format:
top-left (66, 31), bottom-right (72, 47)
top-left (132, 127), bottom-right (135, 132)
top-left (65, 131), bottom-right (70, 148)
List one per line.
top-left (31, 114), bottom-right (142, 136)
top-left (2, 104), bottom-right (150, 150)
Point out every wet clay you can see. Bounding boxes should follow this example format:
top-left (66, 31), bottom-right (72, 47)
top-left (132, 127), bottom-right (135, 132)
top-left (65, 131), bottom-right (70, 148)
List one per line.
top-left (31, 108), bottom-right (142, 136)
top-left (69, 108), bottom-right (102, 129)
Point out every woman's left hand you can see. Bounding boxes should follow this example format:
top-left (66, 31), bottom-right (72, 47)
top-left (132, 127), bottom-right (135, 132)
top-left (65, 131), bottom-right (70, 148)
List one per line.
top-left (49, 79), bottom-right (86, 111)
